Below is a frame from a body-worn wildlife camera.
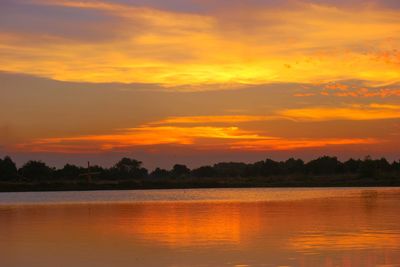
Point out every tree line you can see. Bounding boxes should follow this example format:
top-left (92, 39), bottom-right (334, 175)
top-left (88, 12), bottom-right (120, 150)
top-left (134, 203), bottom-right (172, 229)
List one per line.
top-left (1, 155), bottom-right (399, 183)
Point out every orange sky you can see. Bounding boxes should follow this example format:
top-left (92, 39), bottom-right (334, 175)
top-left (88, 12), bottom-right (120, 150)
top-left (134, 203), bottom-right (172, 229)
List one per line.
top-left (0, 0), bottom-right (399, 168)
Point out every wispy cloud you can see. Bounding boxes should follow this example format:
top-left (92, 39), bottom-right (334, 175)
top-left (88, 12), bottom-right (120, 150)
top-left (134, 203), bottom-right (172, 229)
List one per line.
top-left (279, 104), bottom-right (400, 121)
top-left (150, 115), bottom-right (276, 125)
top-left (231, 138), bottom-right (379, 151)
top-left (14, 127), bottom-right (378, 153)
top-left (13, 110), bottom-right (385, 153)
top-left (13, 126), bottom-right (265, 153)
top-left (1, 0), bottom-right (400, 86)
top-left (295, 83), bottom-right (400, 98)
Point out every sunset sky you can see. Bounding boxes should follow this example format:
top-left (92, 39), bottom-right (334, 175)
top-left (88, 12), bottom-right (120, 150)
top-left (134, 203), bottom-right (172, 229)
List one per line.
top-left (1, 0), bottom-right (400, 168)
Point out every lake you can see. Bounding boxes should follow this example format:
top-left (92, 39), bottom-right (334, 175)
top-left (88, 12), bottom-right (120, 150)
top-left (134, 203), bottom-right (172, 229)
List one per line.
top-left (0, 188), bottom-right (399, 267)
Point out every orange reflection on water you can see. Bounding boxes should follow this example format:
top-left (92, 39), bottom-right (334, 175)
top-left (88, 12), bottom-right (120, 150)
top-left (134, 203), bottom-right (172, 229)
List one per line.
top-left (289, 231), bottom-right (400, 252)
top-left (97, 203), bottom-right (266, 247)
top-left (1, 189), bottom-right (400, 267)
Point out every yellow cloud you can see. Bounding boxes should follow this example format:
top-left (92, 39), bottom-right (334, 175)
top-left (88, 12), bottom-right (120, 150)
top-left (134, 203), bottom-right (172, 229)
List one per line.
top-left (295, 82), bottom-right (400, 98)
top-left (0, 1), bottom-right (400, 87)
top-left (151, 115), bottom-right (276, 125)
top-left (13, 123), bottom-right (379, 153)
top-left (279, 104), bottom-right (400, 121)
top-left (13, 126), bottom-right (264, 153)
top-left (334, 88), bottom-right (400, 98)
top-left (154, 104), bottom-right (400, 124)
top-left (231, 138), bottom-right (379, 151)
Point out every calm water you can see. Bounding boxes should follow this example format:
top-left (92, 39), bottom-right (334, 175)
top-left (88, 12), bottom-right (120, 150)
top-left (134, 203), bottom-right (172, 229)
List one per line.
top-left (1, 188), bottom-right (400, 267)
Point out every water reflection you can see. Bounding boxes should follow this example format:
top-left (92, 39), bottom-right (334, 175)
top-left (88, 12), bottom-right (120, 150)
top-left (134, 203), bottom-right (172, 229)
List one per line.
top-left (0, 188), bottom-right (400, 267)
top-left (113, 204), bottom-right (248, 246)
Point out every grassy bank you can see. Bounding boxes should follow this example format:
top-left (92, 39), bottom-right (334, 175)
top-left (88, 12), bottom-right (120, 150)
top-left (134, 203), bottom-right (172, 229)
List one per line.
top-left (1, 174), bottom-right (400, 192)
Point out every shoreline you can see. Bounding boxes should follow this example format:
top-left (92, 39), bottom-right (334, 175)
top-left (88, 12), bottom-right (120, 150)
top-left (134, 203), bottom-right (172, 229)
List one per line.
top-left (1, 177), bottom-right (400, 193)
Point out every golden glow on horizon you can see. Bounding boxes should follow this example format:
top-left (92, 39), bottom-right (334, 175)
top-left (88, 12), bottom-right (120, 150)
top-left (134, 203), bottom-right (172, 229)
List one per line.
top-left (280, 104), bottom-right (400, 121)
top-left (152, 104), bottom-right (400, 126)
top-left (0, 0), bottom-right (400, 87)
top-left (9, 100), bottom-right (399, 153)
top-left (230, 138), bottom-right (379, 151)
top-left (13, 126), bottom-right (265, 153)
top-left (13, 134), bottom-right (379, 153)
top-left (7, 102), bottom-right (399, 153)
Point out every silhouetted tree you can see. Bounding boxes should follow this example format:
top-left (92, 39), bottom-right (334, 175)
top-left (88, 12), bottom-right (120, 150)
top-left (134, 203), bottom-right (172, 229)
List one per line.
top-left (374, 158), bottom-right (391, 172)
top-left (359, 156), bottom-right (375, 178)
top-left (112, 158), bottom-right (148, 179)
top-left (343, 158), bottom-right (361, 173)
top-left (191, 166), bottom-right (215, 178)
top-left (213, 162), bottom-right (247, 177)
top-left (244, 159), bottom-right (282, 177)
top-left (55, 164), bottom-right (82, 180)
top-left (1, 155), bottom-right (399, 187)
top-left (282, 158), bottom-right (305, 174)
top-left (150, 168), bottom-right (170, 179)
top-left (243, 161), bottom-right (262, 177)
top-left (392, 160), bottom-right (400, 172)
top-left (171, 164), bottom-right (190, 178)
top-left (19, 160), bottom-right (53, 181)
top-left (306, 156), bottom-right (342, 175)
top-left (0, 156), bottom-right (18, 181)
top-left (262, 158), bottom-right (281, 176)
top-left (87, 164), bottom-right (107, 181)
top-left (115, 158), bottom-right (142, 172)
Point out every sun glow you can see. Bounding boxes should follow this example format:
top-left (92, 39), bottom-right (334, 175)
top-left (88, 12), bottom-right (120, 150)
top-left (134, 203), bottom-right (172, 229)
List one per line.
top-left (13, 115), bottom-right (382, 153)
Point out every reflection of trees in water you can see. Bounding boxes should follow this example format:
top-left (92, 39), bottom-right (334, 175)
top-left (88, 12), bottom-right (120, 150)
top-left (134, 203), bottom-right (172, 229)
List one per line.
top-left (361, 190), bottom-right (378, 212)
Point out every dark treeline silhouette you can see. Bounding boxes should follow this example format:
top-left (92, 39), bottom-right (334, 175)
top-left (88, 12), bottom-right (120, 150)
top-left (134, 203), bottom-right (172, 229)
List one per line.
top-left (0, 156), bottom-right (400, 192)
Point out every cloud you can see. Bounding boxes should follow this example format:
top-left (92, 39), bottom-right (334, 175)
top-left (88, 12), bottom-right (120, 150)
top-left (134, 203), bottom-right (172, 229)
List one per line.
top-left (13, 126), bottom-right (265, 153)
top-left (0, 0), bottom-right (400, 86)
top-left (324, 83), bottom-right (349, 91)
top-left (295, 82), bottom-right (400, 98)
top-left (279, 104), bottom-right (400, 121)
top-left (153, 104), bottom-right (400, 124)
top-left (12, 118), bottom-right (381, 153)
top-left (231, 138), bottom-right (379, 151)
top-left (150, 115), bottom-right (276, 125)
top-left (328, 87), bottom-right (400, 98)
top-left (1, 70), bottom-right (397, 155)
top-left (334, 88), bottom-right (400, 98)
top-left (293, 92), bottom-right (317, 97)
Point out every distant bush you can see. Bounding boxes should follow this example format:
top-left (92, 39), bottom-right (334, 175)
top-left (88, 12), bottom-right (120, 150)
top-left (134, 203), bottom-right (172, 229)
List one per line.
top-left (0, 155), bottom-right (398, 185)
